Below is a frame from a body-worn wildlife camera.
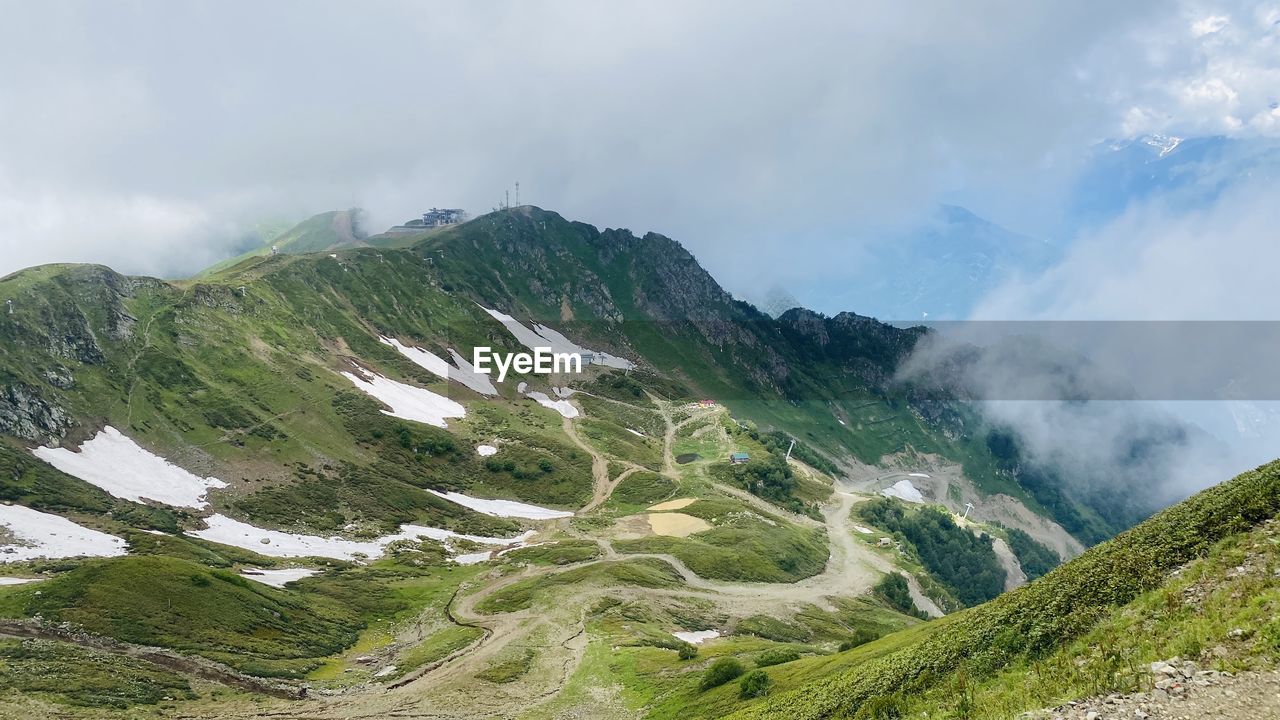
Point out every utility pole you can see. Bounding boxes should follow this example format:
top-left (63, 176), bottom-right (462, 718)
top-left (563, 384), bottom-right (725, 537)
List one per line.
top-left (515, 181), bottom-right (520, 206)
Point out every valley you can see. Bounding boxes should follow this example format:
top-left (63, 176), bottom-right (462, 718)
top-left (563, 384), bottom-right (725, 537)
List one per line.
top-left (0, 207), bottom-right (1276, 720)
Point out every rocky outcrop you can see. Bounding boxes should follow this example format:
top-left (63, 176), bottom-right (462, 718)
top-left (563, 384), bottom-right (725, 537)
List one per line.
top-left (1027, 659), bottom-right (1278, 720)
top-left (0, 383), bottom-right (70, 442)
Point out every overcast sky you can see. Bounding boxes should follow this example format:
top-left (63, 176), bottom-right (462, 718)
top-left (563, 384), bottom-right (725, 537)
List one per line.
top-left (2, 0), bottom-right (1278, 309)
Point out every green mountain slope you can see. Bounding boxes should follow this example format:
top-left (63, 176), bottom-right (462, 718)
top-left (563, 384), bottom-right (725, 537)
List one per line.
top-left (714, 460), bottom-right (1280, 720)
top-left (0, 205), bottom-right (1204, 717)
top-left (196, 209), bottom-right (367, 277)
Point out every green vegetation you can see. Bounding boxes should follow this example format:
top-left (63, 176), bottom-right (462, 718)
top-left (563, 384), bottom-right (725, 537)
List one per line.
top-left (501, 539), bottom-right (601, 566)
top-left (701, 657), bottom-right (745, 690)
top-left (614, 496), bottom-right (828, 583)
top-left (476, 648), bottom-right (536, 684)
top-left (609, 471), bottom-right (678, 510)
top-left (984, 430), bottom-right (1119, 545)
top-left (474, 559), bottom-right (684, 614)
top-left (0, 556), bottom-right (391, 677)
top-left (393, 625), bottom-right (483, 678)
top-left (858, 498), bottom-right (1004, 606)
top-left (1003, 526), bottom-right (1061, 581)
top-left (0, 205), bottom-right (1195, 715)
top-left (872, 573), bottom-right (927, 620)
top-left (0, 638), bottom-right (195, 708)
top-left (754, 648), bottom-right (801, 668)
top-left (726, 459), bottom-right (1280, 720)
top-left (738, 669), bottom-right (773, 699)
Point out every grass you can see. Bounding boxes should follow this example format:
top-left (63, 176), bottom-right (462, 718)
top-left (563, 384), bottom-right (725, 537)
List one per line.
top-left (613, 496), bottom-right (829, 583)
top-left (0, 556), bottom-right (379, 678)
top-left (0, 553), bottom-right (484, 683)
top-left (501, 540), bottom-right (602, 566)
top-left (0, 638), bottom-right (196, 708)
top-left (719, 459), bottom-right (1280, 719)
top-left (898, 513), bottom-right (1280, 718)
top-left (395, 624), bottom-right (484, 674)
top-left (606, 471), bottom-right (679, 513)
top-left (476, 648), bottom-right (537, 684)
top-left (474, 559), bottom-right (684, 615)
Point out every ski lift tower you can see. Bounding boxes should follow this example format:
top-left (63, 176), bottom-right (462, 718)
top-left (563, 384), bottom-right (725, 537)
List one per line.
top-left (962, 502), bottom-right (974, 520)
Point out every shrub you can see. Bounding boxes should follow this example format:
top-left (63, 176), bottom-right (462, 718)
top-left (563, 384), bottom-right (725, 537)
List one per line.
top-left (873, 573), bottom-right (927, 619)
top-left (755, 648), bottom-right (800, 667)
top-left (854, 695), bottom-right (905, 719)
top-left (838, 628), bottom-right (880, 652)
top-left (739, 669), bottom-right (773, 699)
top-left (677, 642), bottom-right (698, 660)
top-left (1004, 527), bottom-right (1061, 580)
top-left (700, 657), bottom-right (744, 690)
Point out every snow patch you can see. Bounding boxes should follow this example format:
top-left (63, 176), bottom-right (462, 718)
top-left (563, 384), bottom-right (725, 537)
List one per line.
top-left (448, 349), bottom-right (499, 396)
top-left (853, 525), bottom-right (874, 535)
top-left (526, 391), bottom-right (578, 418)
top-left (239, 567), bottom-right (318, 588)
top-left (0, 505), bottom-right (127, 562)
top-left (626, 428), bottom-right (645, 438)
top-left (672, 630), bottom-right (720, 645)
top-left (476, 444), bottom-right (498, 457)
top-left (342, 364), bottom-right (465, 428)
top-left (451, 550), bottom-right (498, 565)
top-left (190, 514), bottom-right (534, 563)
top-left (378, 336), bottom-right (497, 396)
top-left (33, 426), bottom-right (227, 509)
top-left (476, 304), bottom-right (633, 370)
top-left (907, 472), bottom-right (931, 478)
top-left (426, 489), bottom-right (573, 520)
top-left (882, 479), bottom-right (925, 504)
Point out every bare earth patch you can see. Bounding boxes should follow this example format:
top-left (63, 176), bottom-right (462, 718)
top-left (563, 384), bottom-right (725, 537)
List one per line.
top-left (647, 512), bottom-right (710, 537)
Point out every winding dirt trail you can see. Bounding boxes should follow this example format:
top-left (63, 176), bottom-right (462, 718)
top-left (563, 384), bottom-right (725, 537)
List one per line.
top-left (157, 395), bottom-right (936, 719)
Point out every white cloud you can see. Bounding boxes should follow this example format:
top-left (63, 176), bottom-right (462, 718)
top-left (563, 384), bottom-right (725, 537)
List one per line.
top-left (973, 177), bottom-right (1280, 321)
top-left (1192, 14), bottom-right (1231, 36)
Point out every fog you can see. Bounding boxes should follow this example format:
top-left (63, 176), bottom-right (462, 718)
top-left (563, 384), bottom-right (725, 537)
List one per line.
top-left (2, 0), bottom-right (1276, 283)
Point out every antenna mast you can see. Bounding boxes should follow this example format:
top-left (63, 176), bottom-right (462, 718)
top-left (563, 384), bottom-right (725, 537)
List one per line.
top-left (515, 181), bottom-right (520, 206)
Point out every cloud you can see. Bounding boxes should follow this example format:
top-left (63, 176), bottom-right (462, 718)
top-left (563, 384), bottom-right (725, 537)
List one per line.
top-left (2, 0), bottom-right (1274, 283)
top-left (921, 153), bottom-right (1280, 511)
top-left (1118, 4), bottom-right (1280, 138)
top-left (973, 177), bottom-right (1280, 321)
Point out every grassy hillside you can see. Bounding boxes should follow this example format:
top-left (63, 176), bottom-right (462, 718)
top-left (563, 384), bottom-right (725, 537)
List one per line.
top-left (0, 205), bottom-right (1196, 716)
top-left (710, 459), bottom-right (1280, 719)
top-left (196, 209), bottom-right (366, 278)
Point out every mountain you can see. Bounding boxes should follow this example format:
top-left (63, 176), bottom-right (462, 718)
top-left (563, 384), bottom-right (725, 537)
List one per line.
top-left (1067, 134), bottom-right (1280, 233)
top-left (796, 205), bottom-right (1059, 321)
top-left (0, 206), bottom-right (1229, 717)
top-left (195, 209), bottom-right (368, 277)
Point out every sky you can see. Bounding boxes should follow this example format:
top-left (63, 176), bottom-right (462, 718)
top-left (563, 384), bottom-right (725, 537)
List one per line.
top-left (2, 0), bottom-right (1279, 507)
top-left (2, 0), bottom-right (1278, 290)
